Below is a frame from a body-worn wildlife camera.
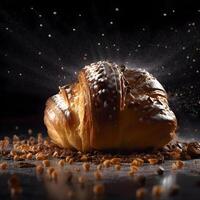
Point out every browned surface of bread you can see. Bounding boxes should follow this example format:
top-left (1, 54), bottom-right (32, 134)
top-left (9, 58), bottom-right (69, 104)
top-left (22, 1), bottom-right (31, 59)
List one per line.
top-left (44, 61), bottom-right (177, 151)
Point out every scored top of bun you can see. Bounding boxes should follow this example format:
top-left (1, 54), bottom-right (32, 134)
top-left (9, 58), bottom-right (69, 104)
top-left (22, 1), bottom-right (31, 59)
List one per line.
top-left (82, 61), bottom-right (175, 123)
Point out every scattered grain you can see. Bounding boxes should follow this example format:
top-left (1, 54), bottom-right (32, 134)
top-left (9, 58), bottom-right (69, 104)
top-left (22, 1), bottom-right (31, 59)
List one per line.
top-left (93, 184), bottom-right (105, 195)
top-left (36, 165), bottom-right (44, 175)
top-left (136, 187), bottom-right (146, 199)
top-left (115, 164), bottom-right (121, 171)
top-left (58, 159), bottom-right (65, 167)
top-left (0, 162), bottom-right (8, 170)
top-left (103, 160), bottom-right (111, 168)
top-left (42, 160), bottom-right (50, 167)
top-left (148, 158), bottom-right (159, 165)
top-left (82, 162), bottom-right (90, 171)
top-left (94, 170), bottom-right (102, 180)
top-left (152, 185), bottom-right (164, 197)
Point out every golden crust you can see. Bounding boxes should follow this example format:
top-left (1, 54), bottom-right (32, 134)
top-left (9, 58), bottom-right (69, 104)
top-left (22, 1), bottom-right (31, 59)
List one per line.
top-left (44, 61), bottom-right (177, 151)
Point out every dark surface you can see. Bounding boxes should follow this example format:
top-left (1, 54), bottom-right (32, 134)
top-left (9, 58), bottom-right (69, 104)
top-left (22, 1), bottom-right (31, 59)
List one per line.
top-left (1, 159), bottom-right (200, 200)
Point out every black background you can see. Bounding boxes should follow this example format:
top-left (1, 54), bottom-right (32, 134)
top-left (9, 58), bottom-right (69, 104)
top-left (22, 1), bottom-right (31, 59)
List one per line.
top-left (0, 0), bottom-right (200, 136)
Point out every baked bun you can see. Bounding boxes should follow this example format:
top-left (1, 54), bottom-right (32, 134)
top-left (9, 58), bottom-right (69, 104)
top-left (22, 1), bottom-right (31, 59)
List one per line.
top-left (44, 61), bottom-right (177, 151)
